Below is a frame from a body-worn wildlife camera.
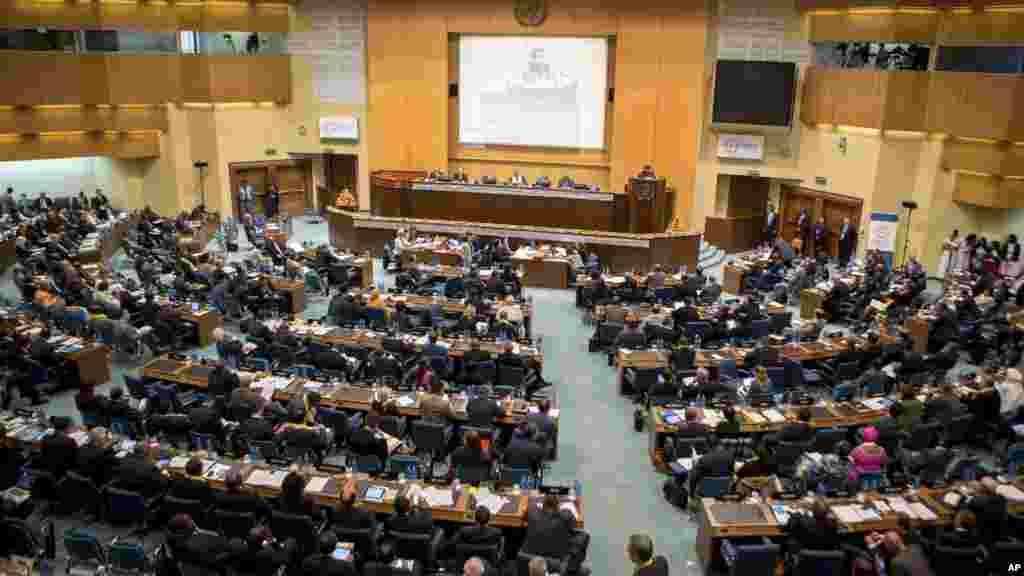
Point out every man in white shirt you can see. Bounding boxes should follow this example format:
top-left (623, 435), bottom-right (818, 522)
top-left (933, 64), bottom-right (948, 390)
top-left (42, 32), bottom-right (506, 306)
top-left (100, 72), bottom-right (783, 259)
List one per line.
top-left (510, 171), bottom-right (526, 186)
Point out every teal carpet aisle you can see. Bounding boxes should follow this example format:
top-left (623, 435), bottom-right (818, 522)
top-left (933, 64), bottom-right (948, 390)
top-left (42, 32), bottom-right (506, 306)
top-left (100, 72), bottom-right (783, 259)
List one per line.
top-left (525, 285), bottom-right (702, 575)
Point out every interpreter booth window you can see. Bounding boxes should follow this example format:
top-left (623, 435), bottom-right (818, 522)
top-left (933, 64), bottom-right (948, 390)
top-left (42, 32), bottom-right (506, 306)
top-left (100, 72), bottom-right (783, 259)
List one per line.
top-left (813, 42), bottom-right (930, 70)
top-left (0, 29), bottom-right (77, 52)
top-left (936, 46), bottom-right (1024, 74)
top-left (195, 32), bottom-right (286, 54)
top-left (83, 30), bottom-right (177, 53)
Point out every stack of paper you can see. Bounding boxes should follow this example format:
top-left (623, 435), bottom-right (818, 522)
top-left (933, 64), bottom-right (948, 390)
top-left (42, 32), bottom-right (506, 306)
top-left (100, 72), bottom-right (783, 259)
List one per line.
top-left (247, 469), bottom-right (288, 489)
top-left (995, 484), bottom-right (1024, 503)
top-left (763, 409), bottom-right (787, 423)
top-left (204, 463), bottom-right (232, 482)
top-left (886, 497), bottom-right (914, 517)
top-left (771, 504), bottom-right (792, 526)
top-left (475, 493), bottom-right (509, 515)
top-left (168, 456), bottom-right (190, 469)
top-left (744, 411), bottom-right (767, 424)
top-left (421, 486), bottom-right (455, 508)
top-left (908, 502), bottom-right (937, 521)
top-left (305, 477), bottom-right (330, 494)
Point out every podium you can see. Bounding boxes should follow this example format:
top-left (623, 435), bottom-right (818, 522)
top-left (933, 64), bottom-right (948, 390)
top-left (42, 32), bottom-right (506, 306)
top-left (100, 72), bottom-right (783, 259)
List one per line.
top-left (626, 177), bottom-right (672, 234)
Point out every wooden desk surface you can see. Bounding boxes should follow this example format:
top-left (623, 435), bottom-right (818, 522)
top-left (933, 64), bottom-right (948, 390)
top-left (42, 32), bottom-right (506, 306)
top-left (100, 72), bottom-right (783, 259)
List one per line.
top-left (164, 458), bottom-right (585, 529)
top-left (696, 480), bottom-right (1024, 569)
top-left (140, 357), bottom-right (554, 427)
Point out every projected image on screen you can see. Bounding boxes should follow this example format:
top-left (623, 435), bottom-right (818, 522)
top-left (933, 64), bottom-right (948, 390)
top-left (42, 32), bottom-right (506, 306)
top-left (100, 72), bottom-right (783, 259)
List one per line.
top-left (459, 36), bottom-right (608, 150)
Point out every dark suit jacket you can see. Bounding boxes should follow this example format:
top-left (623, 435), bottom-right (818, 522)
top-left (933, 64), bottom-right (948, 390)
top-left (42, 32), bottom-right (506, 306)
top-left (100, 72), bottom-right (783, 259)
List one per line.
top-left (527, 413), bottom-right (556, 443)
top-left (213, 490), bottom-right (272, 519)
top-left (462, 350), bottom-right (492, 365)
top-left (348, 427), bottom-right (389, 463)
top-left (39, 432), bottom-right (78, 477)
top-left (112, 458), bottom-right (167, 499)
top-left (778, 422), bottom-right (814, 444)
top-left (451, 524), bottom-right (502, 548)
top-left (75, 445), bottom-right (116, 486)
top-left (386, 510), bottom-right (434, 534)
top-left (503, 435), bottom-right (546, 468)
top-left (690, 448), bottom-right (735, 492)
top-left (523, 507), bottom-right (572, 559)
top-left (467, 397), bottom-right (504, 427)
top-left (334, 506), bottom-right (376, 531)
top-left (170, 477), bottom-right (213, 506)
top-left (190, 406), bottom-right (224, 439)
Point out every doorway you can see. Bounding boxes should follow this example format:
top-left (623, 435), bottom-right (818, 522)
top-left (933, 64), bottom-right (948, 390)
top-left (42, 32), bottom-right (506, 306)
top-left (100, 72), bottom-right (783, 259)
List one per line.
top-left (228, 159), bottom-right (313, 219)
top-left (780, 186), bottom-right (863, 259)
top-left (321, 154), bottom-right (358, 213)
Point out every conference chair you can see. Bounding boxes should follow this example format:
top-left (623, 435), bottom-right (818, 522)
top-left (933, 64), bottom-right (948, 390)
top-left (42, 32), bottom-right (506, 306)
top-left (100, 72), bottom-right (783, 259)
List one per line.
top-left (388, 528), bottom-right (445, 571)
top-left (212, 509), bottom-right (255, 541)
top-left (333, 522), bottom-right (383, 564)
top-left (721, 538), bottom-right (779, 576)
top-left (796, 549), bottom-right (844, 576)
top-left (64, 527), bottom-right (107, 575)
top-left (270, 510), bottom-right (321, 558)
top-left (931, 545), bottom-right (980, 576)
top-left (55, 471), bottom-right (104, 518)
top-left (454, 539), bottom-right (505, 574)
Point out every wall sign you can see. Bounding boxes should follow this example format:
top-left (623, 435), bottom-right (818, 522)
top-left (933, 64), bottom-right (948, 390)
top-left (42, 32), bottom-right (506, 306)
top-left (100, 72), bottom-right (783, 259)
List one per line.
top-left (320, 116), bottom-right (359, 140)
top-left (717, 133), bottom-right (765, 161)
top-left (868, 212), bottom-right (899, 253)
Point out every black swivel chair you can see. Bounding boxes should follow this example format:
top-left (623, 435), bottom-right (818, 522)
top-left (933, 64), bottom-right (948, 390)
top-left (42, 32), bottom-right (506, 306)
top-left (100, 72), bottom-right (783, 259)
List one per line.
top-left (388, 528), bottom-right (445, 571)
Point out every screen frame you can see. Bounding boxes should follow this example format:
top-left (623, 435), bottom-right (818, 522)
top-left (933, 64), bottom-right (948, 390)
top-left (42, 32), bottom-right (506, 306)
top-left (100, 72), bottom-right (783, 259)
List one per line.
top-left (710, 59), bottom-right (797, 132)
top-left (457, 34), bottom-right (611, 151)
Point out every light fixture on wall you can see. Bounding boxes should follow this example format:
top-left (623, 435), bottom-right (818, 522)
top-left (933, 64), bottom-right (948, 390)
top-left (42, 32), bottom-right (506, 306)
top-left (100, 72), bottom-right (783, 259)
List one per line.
top-left (194, 161), bottom-right (208, 209)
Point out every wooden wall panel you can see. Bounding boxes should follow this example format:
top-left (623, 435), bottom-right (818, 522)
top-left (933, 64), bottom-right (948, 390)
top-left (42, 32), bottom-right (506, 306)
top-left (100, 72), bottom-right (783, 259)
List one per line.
top-left (105, 55), bottom-right (179, 105)
top-left (882, 71), bottom-right (929, 132)
top-left (178, 56), bottom-right (212, 103)
top-left (953, 171), bottom-right (1001, 208)
top-left (0, 0), bottom-right (291, 32)
top-left (206, 56), bottom-right (291, 103)
top-left (830, 69), bottom-right (886, 129)
top-left (1003, 179), bottom-right (1024, 209)
top-left (367, 0), bottom-right (447, 172)
top-left (0, 131), bottom-right (159, 161)
top-left (439, 0), bottom-right (619, 35)
top-left (942, 140), bottom-right (1006, 175)
top-left (800, 66), bottom-right (828, 125)
top-left (1003, 145), bottom-right (1024, 179)
top-left (809, 12), bottom-right (938, 42)
top-left (0, 106), bottom-right (167, 134)
top-left (939, 11), bottom-right (1024, 45)
top-left (927, 73), bottom-right (1018, 141)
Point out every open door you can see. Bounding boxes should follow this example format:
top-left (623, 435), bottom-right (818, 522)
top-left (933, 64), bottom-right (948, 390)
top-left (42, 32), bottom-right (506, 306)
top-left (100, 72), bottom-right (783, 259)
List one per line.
top-left (323, 153), bottom-right (358, 212)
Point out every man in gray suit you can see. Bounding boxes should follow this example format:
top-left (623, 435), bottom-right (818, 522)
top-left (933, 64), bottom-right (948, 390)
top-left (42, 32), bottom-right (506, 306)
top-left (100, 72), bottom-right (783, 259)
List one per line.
top-left (238, 179), bottom-right (255, 216)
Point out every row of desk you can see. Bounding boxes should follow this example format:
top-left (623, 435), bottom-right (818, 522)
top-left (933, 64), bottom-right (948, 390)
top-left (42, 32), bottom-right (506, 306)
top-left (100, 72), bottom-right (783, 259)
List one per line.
top-left (696, 480), bottom-right (1024, 572)
top-left (352, 290), bottom-right (533, 338)
top-left (141, 357), bottom-right (553, 429)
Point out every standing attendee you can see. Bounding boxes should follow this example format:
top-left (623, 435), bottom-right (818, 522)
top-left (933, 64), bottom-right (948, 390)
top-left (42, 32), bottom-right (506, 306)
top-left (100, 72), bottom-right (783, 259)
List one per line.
top-left (627, 534), bottom-right (668, 576)
top-left (813, 216), bottom-right (828, 258)
top-left (238, 179), bottom-right (254, 216)
top-left (798, 208), bottom-right (811, 257)
top-left (764, 204), bottom-right (778, 244)
top-left (266, 181), bottom-right (280, 218)
top-left (939, 229), bottom-right (960, 279)
top-left (839, 216), bottom-right (857, 266)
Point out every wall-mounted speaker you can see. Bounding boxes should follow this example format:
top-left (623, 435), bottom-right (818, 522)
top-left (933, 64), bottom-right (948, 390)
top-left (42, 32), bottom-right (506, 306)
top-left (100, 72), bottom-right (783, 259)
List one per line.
top-left (608, 88), bottom-right (614, 103)
top-left (449, 83), bottom-right (458, 98)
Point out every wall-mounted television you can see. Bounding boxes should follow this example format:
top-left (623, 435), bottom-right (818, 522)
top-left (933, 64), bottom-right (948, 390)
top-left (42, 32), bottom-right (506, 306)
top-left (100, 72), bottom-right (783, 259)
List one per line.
top-left (712, 60), bottom-right (796, 132)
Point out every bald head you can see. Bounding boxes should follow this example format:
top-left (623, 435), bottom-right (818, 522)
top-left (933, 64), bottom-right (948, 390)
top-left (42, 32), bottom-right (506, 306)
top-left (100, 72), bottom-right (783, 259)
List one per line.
top-left (463, 557), bottom-right (485, 576)
top-left (528, 557), bottom-right (547, 576)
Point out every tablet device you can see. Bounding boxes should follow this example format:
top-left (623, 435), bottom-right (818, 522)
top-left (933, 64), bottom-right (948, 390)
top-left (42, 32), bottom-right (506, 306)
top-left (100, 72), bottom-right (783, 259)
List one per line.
top-left (364, 486), bottom-right (386, 502)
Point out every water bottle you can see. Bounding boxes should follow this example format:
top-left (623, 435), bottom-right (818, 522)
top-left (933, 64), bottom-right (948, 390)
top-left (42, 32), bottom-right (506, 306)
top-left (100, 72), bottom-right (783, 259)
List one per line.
top-left (519, 474), bottom-right (529, 492)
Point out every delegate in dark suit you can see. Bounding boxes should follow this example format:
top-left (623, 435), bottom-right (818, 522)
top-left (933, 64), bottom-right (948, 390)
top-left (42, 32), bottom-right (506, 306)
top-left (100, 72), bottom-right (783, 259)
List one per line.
top-left (38, 428), bottom-right (79, 478)
top-left (689, 447), bottom-right (735, 494)
top-left (111, 457), bottom-right (167, 499)
top-left (838, 220), bottom-right (857, 265)
top-left (75, 443), bottom-right (117, 486)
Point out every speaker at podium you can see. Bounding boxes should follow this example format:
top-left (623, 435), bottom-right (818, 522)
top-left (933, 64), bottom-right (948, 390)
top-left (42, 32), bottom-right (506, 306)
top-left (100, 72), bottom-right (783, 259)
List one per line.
top-left (627, 176), bottom-right (670, 234)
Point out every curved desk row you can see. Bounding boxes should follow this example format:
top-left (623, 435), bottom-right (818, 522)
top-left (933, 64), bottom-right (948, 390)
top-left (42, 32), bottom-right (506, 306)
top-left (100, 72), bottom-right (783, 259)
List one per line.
top-left (327, 208), bottom-right (700, 276)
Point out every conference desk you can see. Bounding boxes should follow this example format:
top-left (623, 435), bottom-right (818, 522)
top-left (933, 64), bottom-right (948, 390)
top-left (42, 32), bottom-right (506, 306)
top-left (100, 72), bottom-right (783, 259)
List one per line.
top-left (695, 480), bottom-right (1024, 572)
top-left (269, 278), bottom-right (306, 315)
top-left (575, 271), bottom-right (684, 290)
top-left (510, 254), bottom-right (572, 290)
top-left (364, 291), bottom-right (533, 338)
top-left (7, 317), bottom-right (112, 387)
top-left (800, 288), bottom-right (828, 320)
top-left (167, 461), bottom-right (585, 529)
top-left (164, 304), bottom-right (223, 348)
top-left (327, 208), bottom-right (700, 274)
top-left (140, 357), bottom-right (556, 430)
top-left (401, 245), bottom-right (463, 268)
top-left (722, 264), bottom-right (748, 296)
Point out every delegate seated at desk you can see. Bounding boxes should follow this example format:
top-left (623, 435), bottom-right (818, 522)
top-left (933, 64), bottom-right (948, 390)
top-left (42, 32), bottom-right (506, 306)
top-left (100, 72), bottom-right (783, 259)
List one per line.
top-left (386, 493), bottom-right (435, 534)
top-left (522, 494), bottom-right (587, 574)
top-left (213, 468), bottom-right (272, 520)
top-left (688, 443), bottom-right (735, 495)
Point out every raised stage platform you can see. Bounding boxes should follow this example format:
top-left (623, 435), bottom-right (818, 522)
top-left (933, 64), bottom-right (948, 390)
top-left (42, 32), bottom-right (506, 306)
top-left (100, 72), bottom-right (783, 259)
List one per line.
top-left (327, 207), bottom-right (701, 273)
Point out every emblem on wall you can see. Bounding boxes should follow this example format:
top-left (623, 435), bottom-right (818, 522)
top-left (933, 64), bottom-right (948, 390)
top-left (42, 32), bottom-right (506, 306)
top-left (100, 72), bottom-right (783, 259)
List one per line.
top-left (515, 0), bottom-right (547, 27)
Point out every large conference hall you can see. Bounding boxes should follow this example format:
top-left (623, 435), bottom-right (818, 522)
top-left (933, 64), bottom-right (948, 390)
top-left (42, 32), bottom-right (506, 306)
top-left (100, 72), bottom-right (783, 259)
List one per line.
top-left (0, 0), bottom-right (1023, 575)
